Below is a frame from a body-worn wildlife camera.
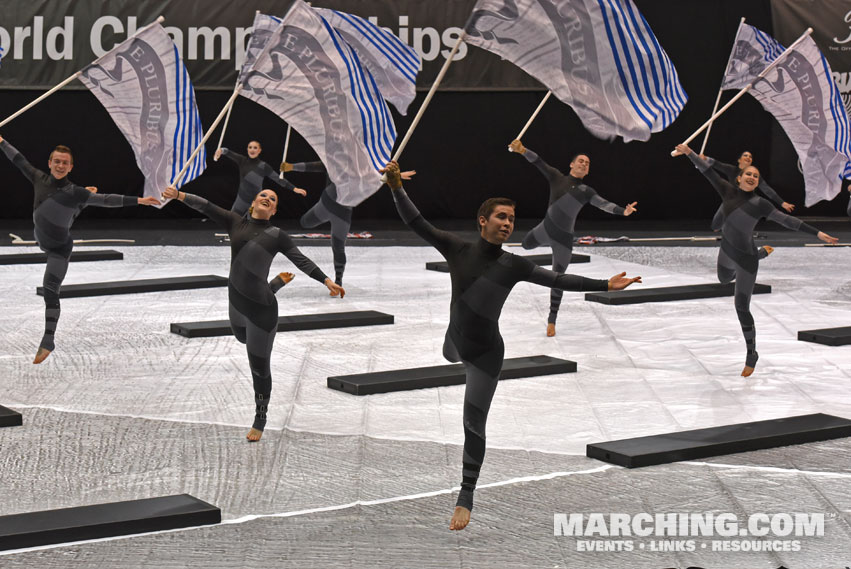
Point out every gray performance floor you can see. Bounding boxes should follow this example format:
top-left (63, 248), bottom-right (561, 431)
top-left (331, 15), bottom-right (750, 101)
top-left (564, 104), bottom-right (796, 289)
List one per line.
top-left (1, 243), bottom-right (850, 567)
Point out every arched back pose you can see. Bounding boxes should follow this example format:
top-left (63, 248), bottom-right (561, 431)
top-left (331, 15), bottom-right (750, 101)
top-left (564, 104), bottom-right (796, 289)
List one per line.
top-left (702, 150), bottom-right (795, 230)
top-left (214, 141), bottom-right (306, 216)
top-left (675, 143), bottom-right (837, 376)
top-left (382, 161), bottom-right (640, 531)
top-left (0, 135), bottom-right (160, 363)
top-left (163, 185), bottom-right (344, 441)
top-left (282, 160), bottom-right (415, 286)
top-left (508, 140), bottom-right (637, 337)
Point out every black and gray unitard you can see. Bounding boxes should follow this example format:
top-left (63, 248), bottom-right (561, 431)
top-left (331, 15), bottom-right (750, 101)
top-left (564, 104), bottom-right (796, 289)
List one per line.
top-left (705, 156), bottom-right (788, 231)
top-left (391, 185), bottom-right (608, 512)
top-left (0, 140), bottom-right (140, 352)
top-left (519, 149), bottom-right (626, 324)
top-left (689, 153), bottom-right (821, 368)
top-left (179, 192), bottom-right (328, 431)
top-left (293, 161), bottom-right (352, 285)
top-left (219, 148), bottom-right (296, 216)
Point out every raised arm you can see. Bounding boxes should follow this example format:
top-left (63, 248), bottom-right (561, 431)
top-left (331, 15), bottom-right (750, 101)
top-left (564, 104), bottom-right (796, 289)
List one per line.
top-left (0, 137), bottom-right (38, 183)
top-left (704, 156), bottom-right (739, 180)
top-left (381, 161), bottom-right (462, 257)
top-left (215, 147), bottom-right (244, 165)
top-left (509, 140), bottom-right (563, 184)
top-left (162, 186), bottom-right (238, 231)
top-left (676, 144), bottom-right (734, 200)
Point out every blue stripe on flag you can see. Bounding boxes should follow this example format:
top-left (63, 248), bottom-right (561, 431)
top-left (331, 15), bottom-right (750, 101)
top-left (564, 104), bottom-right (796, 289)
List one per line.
top-left (598, 0), bottom-right (653, 129)
top-left (621, 0), bottom-right (672, 127)
top-left (172, 45), bottom-right (181, 183)
top-left (322, 17), bottom-right (393, 170)
top-left (822, 54), bottom-right (851, 158)
top-left (633, 4), bottom-right (687, 123)
top-left (332, 10), bottom-right (419, 83)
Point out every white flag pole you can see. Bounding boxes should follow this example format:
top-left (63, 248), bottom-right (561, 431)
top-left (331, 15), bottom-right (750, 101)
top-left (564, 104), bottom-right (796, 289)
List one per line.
top-left (0, 16), bottom-right (167, 129)
top-left (514, 91), bottom-right (552, 142)
top-left (172, 85), bottom-right (242, 187)
top-left (673, 27), bottom-right (813, 156)
top-left (278, 124), bottom-right (293, 179)
top-left (698, 17), bottom-right (746, 155)
top-left (391, 34), bottom-right (465, 162)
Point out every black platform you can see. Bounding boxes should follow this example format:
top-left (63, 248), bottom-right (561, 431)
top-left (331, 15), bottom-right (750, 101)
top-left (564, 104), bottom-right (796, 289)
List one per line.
top-left (328, 355), bottom-right (576, 395)
top-left (37, 275), bottom-right (228, 298)
top-left (0, 405), bottom-right (22, 428)
top-left (586, 413), bottom-right (851, 468)
top-left (798, 326), bottom-right (851, 347)
top-left (425, 253), bottom-right (590, 273)
top-left (0, 250), bottom-right (123, 265)
top-left (0, 494), bottom-right (220, 551)
top-left (171, 310), bottom-right (395, 338)
top-left (585, 282), bottom-right (772, 305)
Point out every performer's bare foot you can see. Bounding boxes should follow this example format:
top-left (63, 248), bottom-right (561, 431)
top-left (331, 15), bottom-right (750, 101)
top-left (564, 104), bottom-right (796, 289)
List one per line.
top-left (741, 365), bottom-right (755, 378)
top-left (449, 506), bottom-right (471, 531)
top-left (546, 323), bottom-right (556, 337)
top-left (33, 347), bottom-right (51, 364)
top-left (246, 428), bottom-right (263, 442)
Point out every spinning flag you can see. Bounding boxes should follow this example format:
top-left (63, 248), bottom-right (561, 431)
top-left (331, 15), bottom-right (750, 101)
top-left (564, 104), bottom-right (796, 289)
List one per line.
top-left (463, 0), bottom-right (687, 142)
top-left (240, 0), bottom-right (396, 207)
top-left (79, 21), bottom-right (206, 198)
top-left (721, 22), bottom-right (851, 206)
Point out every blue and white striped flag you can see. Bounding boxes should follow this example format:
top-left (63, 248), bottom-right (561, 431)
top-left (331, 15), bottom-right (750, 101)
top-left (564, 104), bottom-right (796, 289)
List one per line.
top-left (241, 0), bottom-right (396, 207)
top-left (722, 22), bottom-right (851, 206)
top-left (464, 0), bottom-right (687, 142)
top-left (314, 8), bottom-right (421, 115)
top-left (79, 22), bottom-right (206, 200)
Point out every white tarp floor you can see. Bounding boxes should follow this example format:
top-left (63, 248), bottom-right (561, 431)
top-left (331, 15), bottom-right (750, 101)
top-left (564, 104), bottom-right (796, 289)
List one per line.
top-left (0, 244), bottom-right (849, 568)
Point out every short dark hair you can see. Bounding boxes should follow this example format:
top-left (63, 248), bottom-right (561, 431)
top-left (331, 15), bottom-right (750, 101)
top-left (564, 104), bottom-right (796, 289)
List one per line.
top-left (50, 145), bottom-right (73, 164)
top-left (477, 197), bottom-right (516, 229)
top-left (738, 150), bottom-right (753, 160)
top-left (570, 153), bottom-right (590, 164)
top-left (248, 140), bottom-right (262, 149)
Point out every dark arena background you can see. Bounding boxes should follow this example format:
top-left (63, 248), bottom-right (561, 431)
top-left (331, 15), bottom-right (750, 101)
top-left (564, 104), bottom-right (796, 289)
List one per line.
top-left (0, 0), bottom-right (850, 567)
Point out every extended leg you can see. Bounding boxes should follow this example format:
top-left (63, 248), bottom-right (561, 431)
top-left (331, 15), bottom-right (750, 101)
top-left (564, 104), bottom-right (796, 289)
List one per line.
top-left (521, 222), bottom-right (548, 250)
top-left (35, 245), bottom-right (72, 363)
top-left (299, 201), bottom-right (330, 229)
top-left (733, 263), bottom-right (759, 376)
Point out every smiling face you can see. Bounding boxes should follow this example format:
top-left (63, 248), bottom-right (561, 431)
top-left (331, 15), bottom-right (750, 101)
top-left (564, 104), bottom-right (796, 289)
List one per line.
top-left (737, 151), bottom-right (753, 170)
top-left (479, 205), bottom-right (516, 244)
top-left (251, 189), bottom-right (278, 219)
top-left (737, 166), bottom-right (760, 192)
top-left (569, 154), bottom-right (590, 179)
top-left (247, 141), bottom-right (262, 159)
top-left (48, 151), bottom-right (73, 180)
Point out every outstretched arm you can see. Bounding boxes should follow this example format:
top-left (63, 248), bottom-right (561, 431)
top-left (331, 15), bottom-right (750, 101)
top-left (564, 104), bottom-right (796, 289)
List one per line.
top-left (283, 160), bottom-right (326, 174)
top-left (704, 156), bottom-right (739, 180)
top-left (675, 144), bottom-right (733, 200)
top-left (757, 178), bottom-right (793, 212)
top-left (0, 136), bottom-right (38, 183)
top-left (83, 187), bottom-right (160, 208)
top-left (215, 147), bottom-right (243, 164)
top-left (763, 203), bottom-right (837, 243)
top-left (381, 161), bottom-right (461, 257)
top-left (162, 186), bottom-right (238, 231)
top-left (275, 231), bottom-right (344, 296)
top-left (260, 162), bottom-right (303, 194)
top-left (524, 264), bottom-right (640, 292)
top-left (586, 187), bottom-right (631, 216)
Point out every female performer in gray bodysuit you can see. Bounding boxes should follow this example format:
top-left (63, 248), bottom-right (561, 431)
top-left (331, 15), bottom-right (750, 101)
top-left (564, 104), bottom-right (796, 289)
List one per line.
top-left (675, 143), bottom-right (837, 377)
top-left (214, 141), bottom-right (306, 215)
top-left (0, 136), bottom-right (160, 363)
top-left (163, 184), bottom-right (344, 441)
top-left (509, 139), bottom-right (637, 337)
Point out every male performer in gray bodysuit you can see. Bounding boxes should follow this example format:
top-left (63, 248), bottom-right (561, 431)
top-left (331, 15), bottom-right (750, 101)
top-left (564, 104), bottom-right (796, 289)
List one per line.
top-left (0, 135), bottom-right (160, 363)
top-left (509, 139), bottom-right (637, 337)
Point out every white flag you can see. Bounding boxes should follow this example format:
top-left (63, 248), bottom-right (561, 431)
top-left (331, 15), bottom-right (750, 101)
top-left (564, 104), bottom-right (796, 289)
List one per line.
top-left (240, 0), bottom-right (396, 207)
top-left (313, 8), bottom-right (421, 115)
top-left (238, 13), bottom-right (282, 85)
top-left (722, 23), bottom-right (851, 206)
top-left (464, 0), bottom-right (687, 142)
top-left (79, 22), bottom-right (206, 198)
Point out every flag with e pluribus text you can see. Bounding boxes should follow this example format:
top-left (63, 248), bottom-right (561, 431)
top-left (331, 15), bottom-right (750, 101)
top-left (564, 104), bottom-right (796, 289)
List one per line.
top-left (721, 22), bottom-right (851, 206)
top-left (79, 21), bottom-right (206, 200)
top-left (313, 7), bottom-right (421, 115)
top-left (240, 0), bottom-right (396, 207)
top-left (238, 13), bottom-right (282, 85)
top-left (463, 0), bottom-right (687, 142)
